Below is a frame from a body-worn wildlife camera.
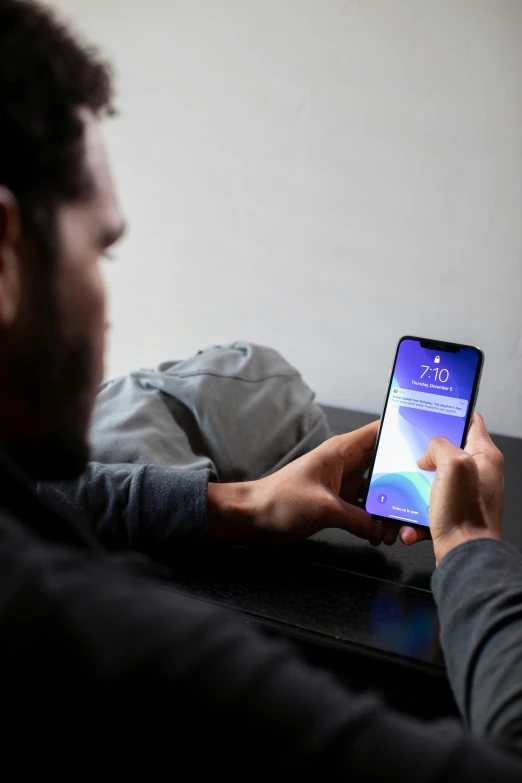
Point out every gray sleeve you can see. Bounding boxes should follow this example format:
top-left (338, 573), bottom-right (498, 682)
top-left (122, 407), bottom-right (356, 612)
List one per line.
top-left (38, 463), bottom-right (209, 557)
top-left (432, 539), bottom-right (522, 748)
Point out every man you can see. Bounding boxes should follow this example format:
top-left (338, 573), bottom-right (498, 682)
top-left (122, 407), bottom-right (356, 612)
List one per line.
top-left (0, 1), bottom-right (520, 777)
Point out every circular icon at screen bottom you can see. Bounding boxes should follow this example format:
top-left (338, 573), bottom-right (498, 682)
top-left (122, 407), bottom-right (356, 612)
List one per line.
top-left (378, 494), bottom-right (387, 504)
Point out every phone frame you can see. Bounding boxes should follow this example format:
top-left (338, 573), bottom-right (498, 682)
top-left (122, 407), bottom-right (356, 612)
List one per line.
top-left (363, 335), bottom-right (485, 528)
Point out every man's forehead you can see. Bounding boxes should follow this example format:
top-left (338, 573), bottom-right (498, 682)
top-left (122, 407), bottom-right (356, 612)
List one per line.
top-left (81, 108), bottom-right (124, 236)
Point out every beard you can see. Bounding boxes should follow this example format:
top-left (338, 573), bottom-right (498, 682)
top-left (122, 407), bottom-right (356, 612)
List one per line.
top-left (5, 322), bottom-right (97, 480)
top-left (3, 227), bottom-right (100, 482)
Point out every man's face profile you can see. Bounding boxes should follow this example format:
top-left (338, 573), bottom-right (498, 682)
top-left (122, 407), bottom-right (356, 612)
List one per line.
top-left (0, 111), bottom-right (124, 480)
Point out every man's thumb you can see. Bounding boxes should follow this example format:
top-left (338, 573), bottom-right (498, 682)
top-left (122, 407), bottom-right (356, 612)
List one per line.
top-left (418, 436), bottom-right (460, 472)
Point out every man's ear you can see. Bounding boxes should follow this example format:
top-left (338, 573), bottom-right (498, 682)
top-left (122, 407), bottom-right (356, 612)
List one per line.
top-left (0, 187), bottom-right (21, 328)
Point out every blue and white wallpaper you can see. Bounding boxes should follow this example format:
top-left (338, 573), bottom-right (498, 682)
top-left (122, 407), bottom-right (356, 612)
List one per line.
top-left (366, 338), bottom-right (480, 527)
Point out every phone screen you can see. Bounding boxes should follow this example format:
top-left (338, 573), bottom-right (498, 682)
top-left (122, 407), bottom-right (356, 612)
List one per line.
top-left (365, 337), bottom-right (482, 527)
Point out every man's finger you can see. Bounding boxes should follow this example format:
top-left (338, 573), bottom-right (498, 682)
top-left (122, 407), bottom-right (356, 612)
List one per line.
top-left (464, 412), bottom-right (497, 456)
top-left (358, 475), bottom-right (369, 500)
top-left (330, 495), bottom-right (383, 541)
top-left (382, 523), bottom-right (399, 546)
top-left (399, 525), bottom-right (432, 545)
top-left (418, 413), bottom-right (498, 473)
top-left (417, 436), bottom-right (462, 472)
top-left (339, 472), bottom-right (367, 504)
top-left (466, 412), bottom-right (488, 443)
top-left (334, 420), bottom-right (379, 466)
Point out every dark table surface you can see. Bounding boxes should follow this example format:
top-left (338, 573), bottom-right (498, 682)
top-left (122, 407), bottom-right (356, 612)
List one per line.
top-left (167, 406), bottom-right (522, 719)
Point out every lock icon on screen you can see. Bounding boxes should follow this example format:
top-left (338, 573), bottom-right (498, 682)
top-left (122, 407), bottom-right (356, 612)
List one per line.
top-left (434, 356), bottom-right (440, 363)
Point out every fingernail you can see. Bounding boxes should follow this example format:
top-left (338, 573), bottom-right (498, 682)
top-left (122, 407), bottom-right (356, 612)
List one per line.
top-left (399, 530), bottom-right (406, 544)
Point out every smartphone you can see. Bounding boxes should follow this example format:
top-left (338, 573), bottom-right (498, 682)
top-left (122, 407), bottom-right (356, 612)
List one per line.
top-left (364, 336), bottom-right (484, 528)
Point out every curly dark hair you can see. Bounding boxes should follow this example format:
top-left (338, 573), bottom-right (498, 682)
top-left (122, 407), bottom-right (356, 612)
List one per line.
top-left (0, 0), bottom-right (114, 219)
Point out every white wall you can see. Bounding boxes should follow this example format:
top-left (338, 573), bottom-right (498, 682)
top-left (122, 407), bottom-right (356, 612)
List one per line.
top-left (57, 0), bottom-right (522, 436)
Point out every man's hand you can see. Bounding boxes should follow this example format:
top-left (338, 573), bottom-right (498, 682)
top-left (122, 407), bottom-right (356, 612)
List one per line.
top-left (207, 421), bottom-right (396, 546)
top-left (416, 413), bottom-right (504, 565)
